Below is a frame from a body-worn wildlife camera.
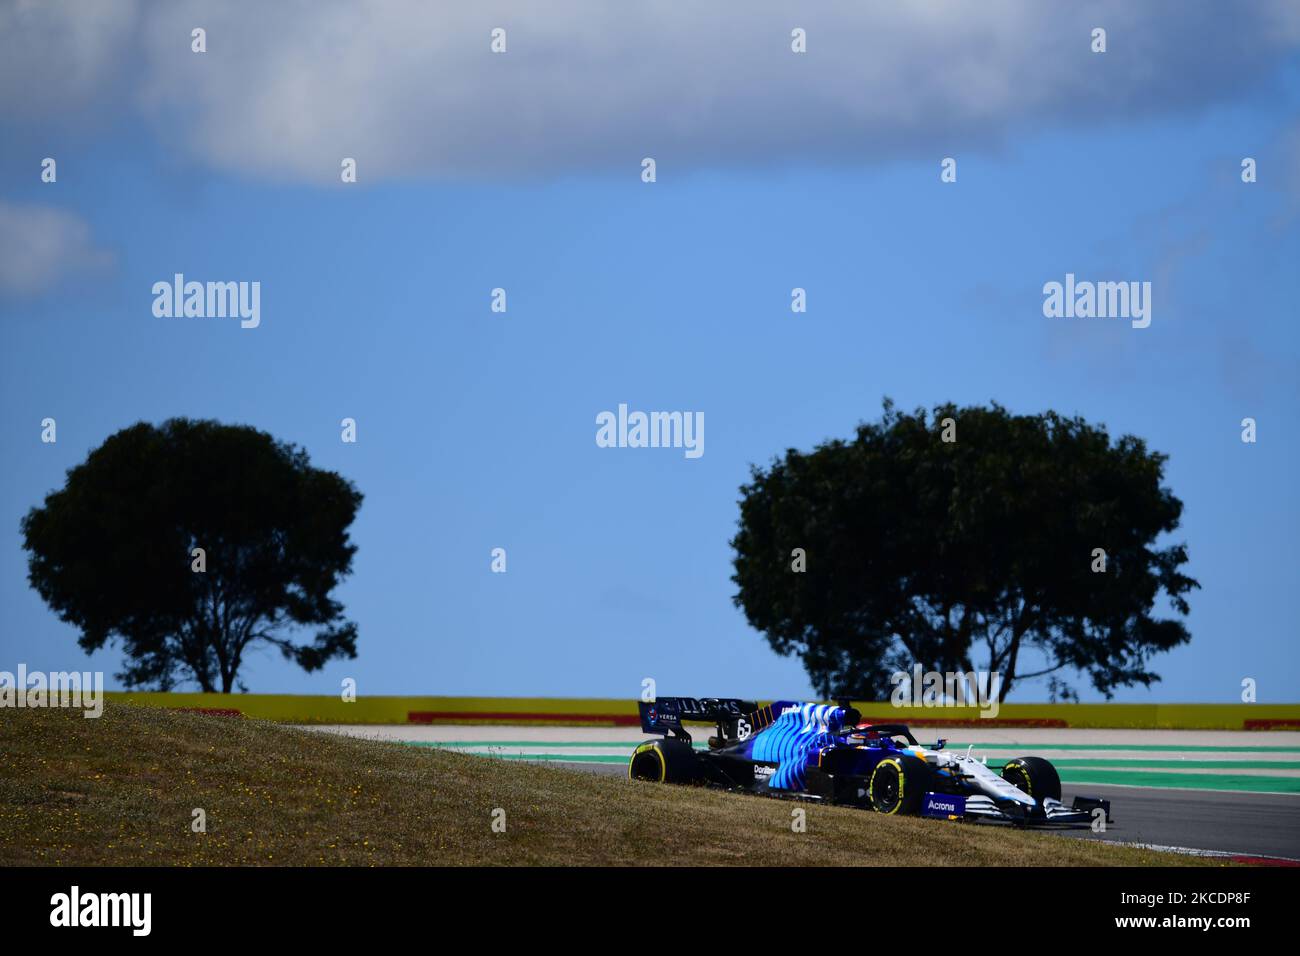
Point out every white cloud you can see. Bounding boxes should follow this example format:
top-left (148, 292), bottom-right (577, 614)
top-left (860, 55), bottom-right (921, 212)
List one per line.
top-left (0, 202), bottom-right (113, 296)
top-left (3, 0), bottom-right (1298, 182)
top-left (0, 0), bottom-right (140, 122)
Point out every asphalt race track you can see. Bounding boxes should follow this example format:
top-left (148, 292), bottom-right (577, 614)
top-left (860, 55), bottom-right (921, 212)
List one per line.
top-left (1046, 783), bottom-right (1300, 860)
top-left (306, 725), bottom-right (1300, 862)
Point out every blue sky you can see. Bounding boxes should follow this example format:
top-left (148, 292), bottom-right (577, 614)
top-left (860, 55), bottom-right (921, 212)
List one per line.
top-left (1, 2), bottom-right (1298, 702)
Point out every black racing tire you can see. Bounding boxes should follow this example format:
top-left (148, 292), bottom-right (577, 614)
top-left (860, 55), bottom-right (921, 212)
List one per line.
top-left (1001, 756), bottom-right (1062, 802)
top-left (628, 739), bottom-right (702, 784)
top-left (867, 754), bottom-right (930, 815)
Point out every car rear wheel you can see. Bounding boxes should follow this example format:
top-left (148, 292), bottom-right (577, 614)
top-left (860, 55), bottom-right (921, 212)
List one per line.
top-left (867, 754), bottom-right (929, 815)
top-left (1001, 756), bottom-right (1062, 802)
top-left (628, 739), bottom-right (702, 784)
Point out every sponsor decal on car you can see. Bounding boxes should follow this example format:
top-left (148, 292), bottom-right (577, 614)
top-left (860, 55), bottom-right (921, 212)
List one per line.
top-left (922, 792), bottom-right (966, 820)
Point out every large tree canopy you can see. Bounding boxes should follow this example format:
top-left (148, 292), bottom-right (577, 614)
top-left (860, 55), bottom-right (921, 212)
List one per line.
top-left (730, 401), bottom-right (1198, 701)
top-left (22, 418), bottom-right (363, 692)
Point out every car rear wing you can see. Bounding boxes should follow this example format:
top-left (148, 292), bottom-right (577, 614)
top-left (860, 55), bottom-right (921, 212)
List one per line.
top-left (638, 697), bottom-right (757, 741)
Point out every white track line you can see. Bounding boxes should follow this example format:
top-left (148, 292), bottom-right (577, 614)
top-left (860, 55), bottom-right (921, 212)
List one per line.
top-left (1110, 841), bottom-right (1300, 863)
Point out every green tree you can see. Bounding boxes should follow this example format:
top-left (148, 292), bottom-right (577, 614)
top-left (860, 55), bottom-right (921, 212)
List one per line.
top-left (730, 400), bottom-right (1198, 701)
top-left (21, 418), bottom-right (363, 692)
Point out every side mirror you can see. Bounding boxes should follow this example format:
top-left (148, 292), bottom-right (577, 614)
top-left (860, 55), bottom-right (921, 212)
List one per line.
top-left (934, 738), bottom-right (947, 751)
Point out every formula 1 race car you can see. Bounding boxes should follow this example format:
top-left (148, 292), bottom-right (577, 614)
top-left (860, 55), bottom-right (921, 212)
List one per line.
top-left (627, 697), bottom-right (1112, 826)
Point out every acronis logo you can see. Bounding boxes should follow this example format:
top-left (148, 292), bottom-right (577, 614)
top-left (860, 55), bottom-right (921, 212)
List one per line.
top-left (922, 793), bottom-right (966, 819)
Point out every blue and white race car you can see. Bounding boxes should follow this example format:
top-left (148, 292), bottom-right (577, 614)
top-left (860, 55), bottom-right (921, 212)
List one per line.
top-left (628, 697), bottom-right (1112, 826)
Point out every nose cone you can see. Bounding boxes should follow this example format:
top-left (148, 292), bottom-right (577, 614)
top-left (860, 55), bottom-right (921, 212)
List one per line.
top-left (995, 779), bottom-right (1037, 807)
